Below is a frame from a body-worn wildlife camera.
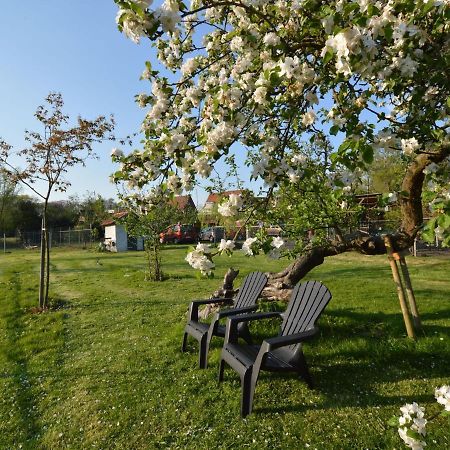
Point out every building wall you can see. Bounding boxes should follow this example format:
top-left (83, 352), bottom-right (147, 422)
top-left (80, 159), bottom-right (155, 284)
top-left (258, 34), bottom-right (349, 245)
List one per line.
top-left (104, 225), bottom-right (117, 252)
top-left (115, 225), bottom-right (128, 252)
top-left (104, 224), bottom-right (144, 252)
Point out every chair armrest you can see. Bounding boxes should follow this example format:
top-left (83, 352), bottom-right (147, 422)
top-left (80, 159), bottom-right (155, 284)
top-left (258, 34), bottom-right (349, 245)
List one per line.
top-left (216, 305), bottom-right (258, 319)
top-left (263, 327), bottom-right (319, 351)
top-left (224, 311), bottom-right (282, 344)
top-left (188, 297), bottom-right (233, 321)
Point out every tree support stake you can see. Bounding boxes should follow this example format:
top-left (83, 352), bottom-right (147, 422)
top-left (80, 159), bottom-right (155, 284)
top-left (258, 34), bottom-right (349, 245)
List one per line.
top-left (384, 235), bottom-right (421, 339)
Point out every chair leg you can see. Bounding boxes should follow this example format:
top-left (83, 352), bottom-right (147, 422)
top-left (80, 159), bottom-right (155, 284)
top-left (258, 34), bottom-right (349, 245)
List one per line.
top-left (204, 321), bottom-right (217, 369)
top-left (199, 333), bottom-right (208, 369)
top-left (241, 368), bottom-right (254, 417)
top-left (218, 358), bottom-right (225, 382)
top-left (239, 322), bottom-right (253, 345)
top-left (297, 350), bottom-right (314, 388)
top-left (181, 332), bottom-right (188, 352)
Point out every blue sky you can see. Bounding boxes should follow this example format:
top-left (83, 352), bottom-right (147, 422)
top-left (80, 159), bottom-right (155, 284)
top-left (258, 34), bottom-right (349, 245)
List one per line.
top-left (0, 0), bottom-right (160, 203)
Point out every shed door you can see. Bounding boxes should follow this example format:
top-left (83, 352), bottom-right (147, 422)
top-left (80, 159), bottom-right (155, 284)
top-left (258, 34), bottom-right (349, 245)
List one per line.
top-left (127, 236), bottom-right (137, 250)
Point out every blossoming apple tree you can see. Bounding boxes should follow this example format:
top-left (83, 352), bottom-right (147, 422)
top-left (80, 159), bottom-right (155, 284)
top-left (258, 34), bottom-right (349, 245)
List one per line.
top-left (112, 0), bottom-right (450, 298)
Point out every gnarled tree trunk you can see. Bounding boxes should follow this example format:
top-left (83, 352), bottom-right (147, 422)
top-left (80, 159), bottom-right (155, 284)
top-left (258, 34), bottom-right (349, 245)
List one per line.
top-left (258, 145), bottom-right (449, 300)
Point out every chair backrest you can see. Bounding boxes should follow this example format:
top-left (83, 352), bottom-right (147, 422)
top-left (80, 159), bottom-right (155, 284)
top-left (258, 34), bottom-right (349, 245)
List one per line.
top-left (280, 280), bottom-right (332, 336)
top-left (233, 272), bottom-right (268, 309)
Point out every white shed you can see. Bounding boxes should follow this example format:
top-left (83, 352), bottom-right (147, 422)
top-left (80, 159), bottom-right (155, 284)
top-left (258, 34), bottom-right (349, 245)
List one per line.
top-left (102, 212), bottom-right (144, 252)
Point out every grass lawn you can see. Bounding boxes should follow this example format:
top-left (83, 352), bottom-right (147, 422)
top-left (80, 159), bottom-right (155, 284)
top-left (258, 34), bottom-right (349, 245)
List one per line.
top-left (0, 246), bottom-right (449, 449)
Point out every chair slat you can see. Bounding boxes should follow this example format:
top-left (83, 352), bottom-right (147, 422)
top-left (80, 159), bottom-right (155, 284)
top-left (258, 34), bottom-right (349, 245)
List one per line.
top-left (234, 272), bottom-right (267, 309)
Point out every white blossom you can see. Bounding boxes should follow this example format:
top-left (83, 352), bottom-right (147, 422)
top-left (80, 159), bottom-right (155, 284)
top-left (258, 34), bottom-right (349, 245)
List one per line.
top-left (279, 56), bottom-right (300, 79)
top-left (181, 57), bottom-right (198, 76)
top-left (302, 110), bottom-right (316, 127)
top-left (253, 86), bottom-right (269, 105)
top-left (155, 0), bottom-right (181, 33)
top-left (111, 147), bottom-right (124, 158)
top-left (185, 250), bottom-right (214, 275)
top-left (423, 163), bottom-right (439, 175)
top-left (116, 8), bottom-right (152, 44)
top-left (263, 32), bottom-right (280, 46)
top-left (242, 237), bottom-right (258, 256)
top-left (388, 192), bottom-right (398, 203)
top-left (218, 239), bottom-right (235, 252)
top-left (397, 402), bottom-right (427, 450)
top-left (435, 385), bottom-right (450, 411)
top-left (218, 193), bottom-right (243, 217)
top-left (401, 138), bottom-right (420, 155)
top-left (196, 242), bottom-right (212, 254)
top-left (271, 236), bottom-right (285, 248)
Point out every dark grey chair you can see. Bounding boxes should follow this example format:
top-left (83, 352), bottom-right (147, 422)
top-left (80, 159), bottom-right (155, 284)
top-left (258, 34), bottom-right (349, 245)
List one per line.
top-left (218, 280), bottom-right (332, 417)
top-left (182, 271), bottom-right (268, 369)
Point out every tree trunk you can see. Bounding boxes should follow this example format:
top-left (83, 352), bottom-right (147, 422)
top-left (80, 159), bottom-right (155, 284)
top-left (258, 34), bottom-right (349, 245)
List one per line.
top-left (39, 217), bottom-right (46, 309)
top-left (44, 227), bottom-right (50, 309)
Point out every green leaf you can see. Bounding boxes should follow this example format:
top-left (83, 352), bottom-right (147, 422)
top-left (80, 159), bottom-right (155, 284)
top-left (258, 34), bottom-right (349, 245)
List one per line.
top-left (323, 50), bottom-right (334, 65)
top-left (362, 145), bottom-right (374, 164)
top-left (383, 24), bottom-right (393, 42)
top-left (367, 4), bottom-right (380, 17)
top-left (438, 213), bottom-right (450, 229)
top-left (423, 0), bottom-right (435, 14)
top-left (339, 140), bottom-right (352, 152)
top-left (387, 416), bottom-right (399, 427)
top-left (406, 429), bottom-right (424, 441)
top-left (330, 125), bottom-right (340, 135)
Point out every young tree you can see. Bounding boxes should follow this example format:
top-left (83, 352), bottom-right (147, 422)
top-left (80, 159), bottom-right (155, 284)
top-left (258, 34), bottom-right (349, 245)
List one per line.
top-left (118, 194), bottom-right (197, 281)
top-left (78, 191), bottom-right (110, 240)
top-left (0, 93), bottom-right (114, 309)
top-left (112, 1), bottom-right (450, 298)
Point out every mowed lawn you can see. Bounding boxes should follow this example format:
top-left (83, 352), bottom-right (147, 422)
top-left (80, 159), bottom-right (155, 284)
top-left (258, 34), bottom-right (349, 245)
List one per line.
top-left (0, 246), bottom-right (448, 449)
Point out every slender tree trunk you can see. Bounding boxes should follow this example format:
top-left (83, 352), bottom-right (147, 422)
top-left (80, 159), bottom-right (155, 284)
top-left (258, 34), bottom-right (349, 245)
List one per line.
top-left (39, 217), bottom-right (46, 309)
top-left (44, 227), bottom-right (50, 308)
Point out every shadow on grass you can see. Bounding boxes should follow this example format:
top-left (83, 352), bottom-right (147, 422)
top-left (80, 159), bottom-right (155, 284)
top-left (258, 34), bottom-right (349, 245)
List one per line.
top-left (211, 308), bottom-right (449, 415)
top-left (318, 265), bottom-right (391, 279)
top-left (4, 272), bottom-right (41, 441)
top-left (254, 344), bottom-right (447, 415)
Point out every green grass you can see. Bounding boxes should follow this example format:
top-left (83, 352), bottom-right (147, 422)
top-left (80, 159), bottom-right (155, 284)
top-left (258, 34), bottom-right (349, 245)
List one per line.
top-left (0, 246), bottom-right (449, 449)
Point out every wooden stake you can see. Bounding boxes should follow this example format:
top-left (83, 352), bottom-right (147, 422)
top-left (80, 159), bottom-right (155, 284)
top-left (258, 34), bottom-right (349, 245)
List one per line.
top-left (384, 235), bottom-right (415, 339)
top-left (399, 257), bottom-right (422, 332)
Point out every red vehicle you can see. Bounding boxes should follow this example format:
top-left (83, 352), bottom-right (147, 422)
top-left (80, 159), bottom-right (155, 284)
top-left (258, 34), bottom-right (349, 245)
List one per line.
top-left (159, 224), bottom-right (199, 244)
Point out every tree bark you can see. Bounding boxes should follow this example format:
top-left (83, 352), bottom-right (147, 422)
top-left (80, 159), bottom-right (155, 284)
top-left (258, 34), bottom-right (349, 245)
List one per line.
top-left (39, 217), bottom-right (46, 309)
top-left (44, 227), bottom-right (50, 309)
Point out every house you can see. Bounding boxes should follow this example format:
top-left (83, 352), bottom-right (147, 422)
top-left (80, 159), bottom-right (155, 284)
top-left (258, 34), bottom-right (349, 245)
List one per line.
top-left (171, 194), bottom-right (197, 211)
top-left (101, 211), bottom-right (144, 252)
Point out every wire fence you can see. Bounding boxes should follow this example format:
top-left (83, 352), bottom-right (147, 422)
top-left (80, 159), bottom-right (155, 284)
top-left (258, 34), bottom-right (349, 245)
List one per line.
top-left (1, 228), bottom-right (99, 252)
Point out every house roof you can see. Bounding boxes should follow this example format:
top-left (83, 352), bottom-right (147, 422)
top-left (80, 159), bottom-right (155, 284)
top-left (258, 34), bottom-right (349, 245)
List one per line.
top-left (171, 195), bottom-right (196, 210)
top-left (101, 211), bottom-right (128, 227)
top-left (205, 190), bottom-right (246, 204)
